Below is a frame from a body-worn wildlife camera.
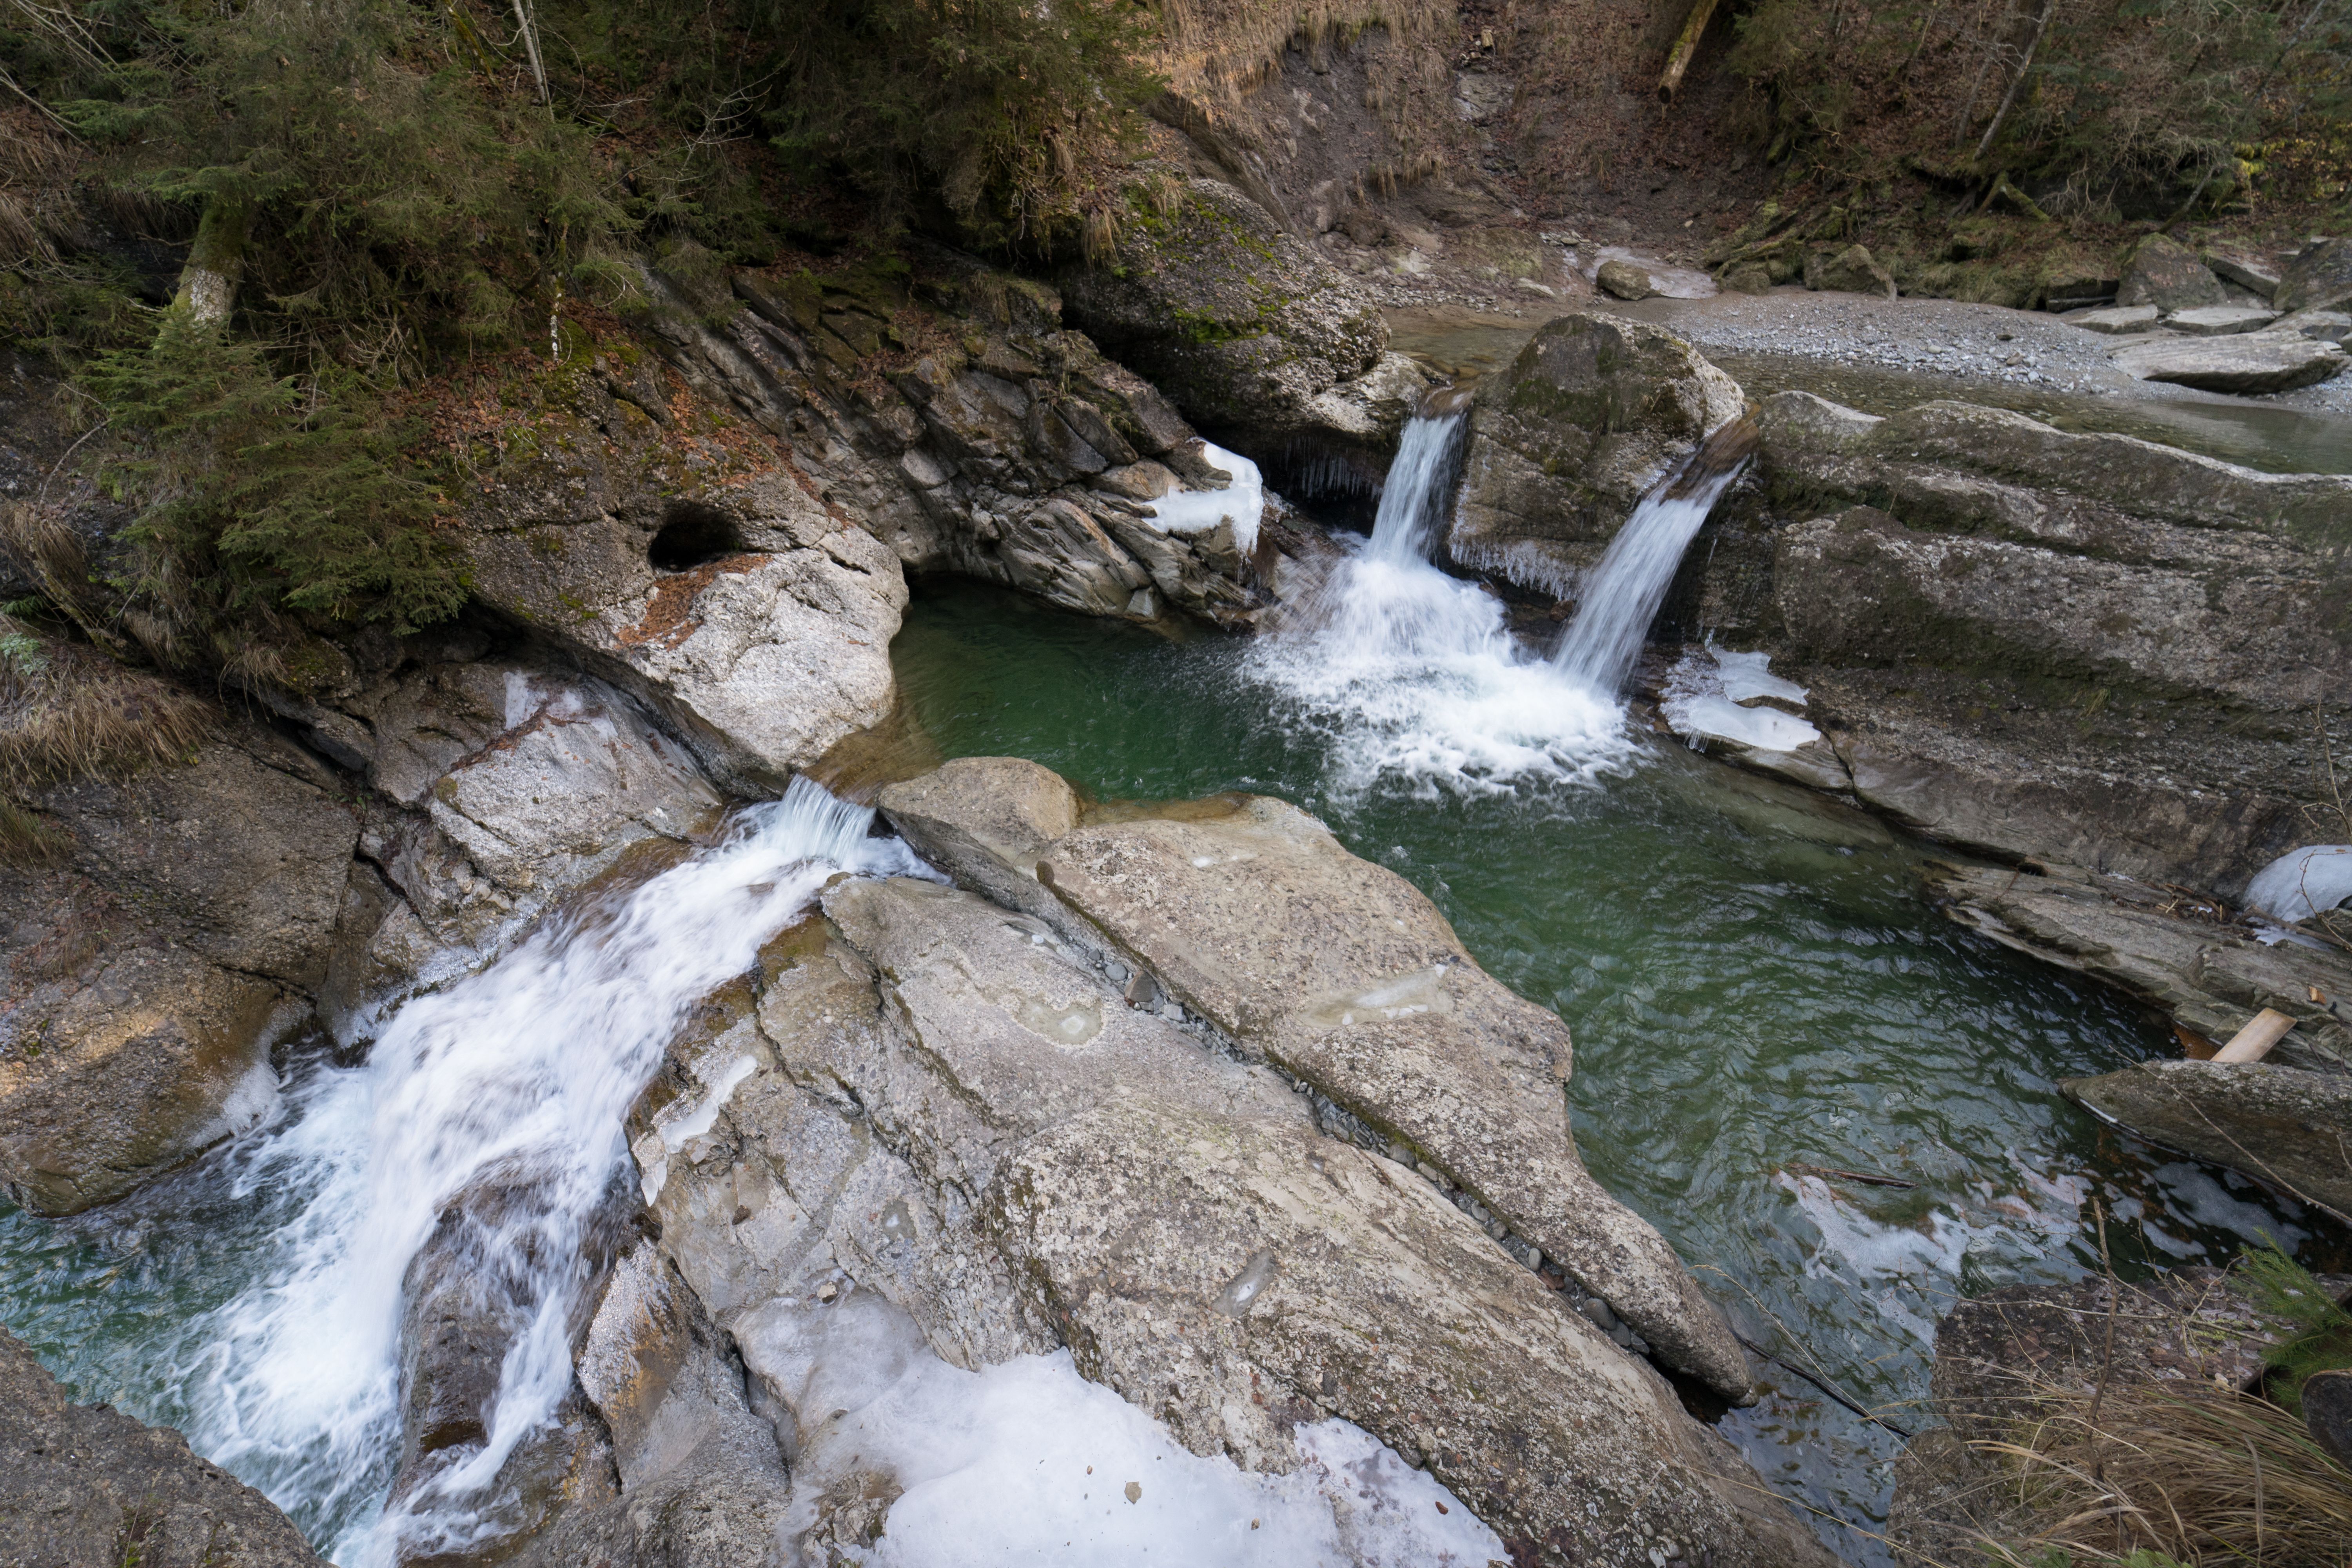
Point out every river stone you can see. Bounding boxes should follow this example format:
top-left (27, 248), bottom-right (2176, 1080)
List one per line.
top-left (2275, 234), bottom-right (2352, 314)
top-left (991, 1098), bottom-right (1839, 1568)
top-left (878, 763), bottom-right (1754, 1399)
top-left (1804, 244), bottom-right (1896, 298)
top-left (2069, 303), bottom-right (2160, 334)
top-left (1057, 178), bottom-right (1390, 443)
top-left (2061, 1060), bottom-right (2352, 1218)
top-left (0, 729), bottom-right (357, 1214)
top-left (1451, 311), bottom-right (1746, 595)
top-left (2111, 328), bottom-right (2348, 393)
top-left (2116, 232), bottom-right (2228, 311)
top-left (0, 1327), bottom-right (327, 1567)
top-left (1595, 258), bottom-right (1655, 300)
top-left (1929, 859), bottom-right (2352, 1073)
top-left (2163, 303), bottom-right (2278, 336)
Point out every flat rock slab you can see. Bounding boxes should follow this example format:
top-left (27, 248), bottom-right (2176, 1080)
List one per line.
top-left (2062, 1059), bottom-right (2352, 1218)
top-left (1928, 860), bottom-right (2352, 1073)
top-left (2112, 329), bottom-right (2349, 393)
top-left (881, 757), bottom-right (1754, 1400)
top-left (0, 1327), bottom-right (326, 1567)
top-left (2071, 304), bottom-right (2160, 334)
top-left (2164, 304), bottom-right (2279, 336)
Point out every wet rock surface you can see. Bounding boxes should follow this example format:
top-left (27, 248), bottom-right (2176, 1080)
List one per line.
top-left (0, 725), bottom-right (354, 1214)
top-left (2111, 329), bottom-right (2348, 394)
top-left (1452, 310), bottom-right (1744, 594)
top-left (2062, 1060), bottom-right (2352, 1220)
top-left (1688, 389), bottom-right (2352, 899)
top-left (0, 1325), bottom-right (327, 1568)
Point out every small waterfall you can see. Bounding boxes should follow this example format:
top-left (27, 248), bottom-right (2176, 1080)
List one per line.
top-left (176, 778), bottom-right (925, 1564)
top-left (1246, 401), bottom-right (1627, 796)
top-left (1363, 406), bottom-right (1470, 566)
top-left (1551, 421), bottom-right (1756, 697)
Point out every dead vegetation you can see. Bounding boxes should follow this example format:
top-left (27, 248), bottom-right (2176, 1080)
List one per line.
top-left (0, 617), bottom-right (211, 803)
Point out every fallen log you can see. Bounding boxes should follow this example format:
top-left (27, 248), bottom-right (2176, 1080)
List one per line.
top-left (1659, 0), bottom-right (1724, 102)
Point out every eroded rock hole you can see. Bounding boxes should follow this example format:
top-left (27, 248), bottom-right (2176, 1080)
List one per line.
top-left (649, 503), bottom-right (744, 571)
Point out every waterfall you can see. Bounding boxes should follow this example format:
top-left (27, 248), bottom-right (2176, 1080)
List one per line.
top-left (1551, 426), bottom-right (1755, 697)
top-left (1245, 407), bottom-right (1626, 796)
top-left (1363, 407), bottom-right (1470, 566)
top-left (176, 778), bottom-right (926, 1564)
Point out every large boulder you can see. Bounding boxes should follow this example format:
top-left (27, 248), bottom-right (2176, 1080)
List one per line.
top-left (1058, 180), bottom-right (1397, 449)
top-left (0, 726), bottom-right (357, 1214)
top-left (2115, 232), bottom-right (2228, 312)
top-left (2274, 234), bottom-right (2352, 314)
top-left (0, 1326), bottom-right (327, 1567)
top-left (878, 757), bottom-right (1755, 1400)
top-left (1803, 243), bottom-right (1896, 298)
top-left (1702, 392), bottom-right (2352, 898)
top-left (1451, 311), bottom-right (1745, 594)
top-left (2060, 1059), bottom-right (2352, 1216)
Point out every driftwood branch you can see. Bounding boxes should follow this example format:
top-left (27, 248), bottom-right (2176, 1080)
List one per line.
top-left (1659, 0), bottom-right (1725, 101)
top-left (1973, 0), bottom-right (2056, 160)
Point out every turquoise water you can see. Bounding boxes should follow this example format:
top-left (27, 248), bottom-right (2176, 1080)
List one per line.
top-left (0, 573), bottom-right (2337, 1565)
top-left (886, 577), bottom-right (2341, 1562)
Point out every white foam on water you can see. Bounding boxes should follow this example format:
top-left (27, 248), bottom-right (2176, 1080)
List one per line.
top-left (167, 778), bottom-right (924, 1564)
top-left (745, 1289), bottom-right (1505, 1568)
top-left (1247, 413), bottom-right (1631, 799)
top-left (2243, 844), bottom-right (2352, 925)
top-left (1145, 440), bottom-right (1265, 554)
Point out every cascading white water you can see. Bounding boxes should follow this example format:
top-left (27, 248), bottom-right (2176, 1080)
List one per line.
top-left (174, 778), bottom-right (926, 1565)
top-left (1246, 410), bottom-right (1627, 796)
top-left (1549, 461), bottom-right (1745, 697)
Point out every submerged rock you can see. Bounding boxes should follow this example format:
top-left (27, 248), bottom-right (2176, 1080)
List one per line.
top-left (1450, 311), bottom-right (1745, 594)
top-left (0, 1325), bottom-right (327, 1566)
top-left (2062, 1060), bottom-right (2352, 1218)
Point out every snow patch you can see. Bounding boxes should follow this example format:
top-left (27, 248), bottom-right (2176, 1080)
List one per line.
top-left (1144, 441), bottom-right (1265, 554)
top-left (1661, 645), bottom-right (1823, 753)
top-left (2244, 844), bottom-right (2352, 925)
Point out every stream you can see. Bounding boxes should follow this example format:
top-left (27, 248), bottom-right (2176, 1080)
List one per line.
top-left (0, 402), bottom-right (2343, 1563)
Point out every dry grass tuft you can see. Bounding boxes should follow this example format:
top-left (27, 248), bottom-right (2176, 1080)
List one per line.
top-left (1975, 1377), bottom-right (2352, 1568)
top-left (0, 621), bottom-right (213, 792)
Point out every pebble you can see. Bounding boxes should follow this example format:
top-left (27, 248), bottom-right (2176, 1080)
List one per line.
top-left (1579, 1298), bottom-right (1618, 1333)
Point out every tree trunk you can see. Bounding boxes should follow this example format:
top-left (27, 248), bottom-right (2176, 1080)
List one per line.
top-left (1972, 0), bottom-right (2056, 161)
top-left (1658, 0), bottom-right (1725, 102)
top-left (169, 196), bottom-right (250, 324)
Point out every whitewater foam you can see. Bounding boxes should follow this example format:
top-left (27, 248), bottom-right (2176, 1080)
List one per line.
top-left (1246, 412), bottom-right (1630, 799)
top-left (171, 779), bottom-right (924, 1564)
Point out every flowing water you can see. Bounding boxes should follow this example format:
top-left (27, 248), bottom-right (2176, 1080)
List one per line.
top-left (1550, 457), bottom-right (1746, 696)
top-left (0, 427), bottom-right (2342, 1564)
top-left (0, 780), bottom-right (926, 1563)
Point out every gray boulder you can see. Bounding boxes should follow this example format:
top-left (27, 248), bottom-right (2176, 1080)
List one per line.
top-left (1595, 258), bottom-right (1655, 300)
top-left (2116, 232), bottom-right (2228, 312)
top-left (879, 757), bottom-right (1755, 1401)
top-left (2061, 1060), bottom-right (2352, 1218)
top-left (2111, 328), bottom-right (2348, 393)
top-left (2070, 303), bottom-right (2160, 334)
top-left (1451, 311), bottom-right (1746, 593)
top-left (1722, 392), bottom-right (2352, 898)
top-left (2163, 303), bottom-right (2278, 336)
top-left (2275, 234), bottom-right (2352, 314)
top-left (0, 1325), bottom-right (327, 1567)
top-left (0, 727), bottom-right (356, 1214)
top-left (2203, 248), bottom-right (2284, 298)
top-left (1804, 244), bottom-right (1896, 298)
top-left (1058, 180), bottom-right (1393, 446)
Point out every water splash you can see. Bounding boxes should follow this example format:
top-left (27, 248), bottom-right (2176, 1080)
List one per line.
top-left (169, 778), bottom-right (923, 1564)
top-left (1550, 423), bottom-right (1756, 697)
top-left (1247, 410), bottom-right (1629, 799)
